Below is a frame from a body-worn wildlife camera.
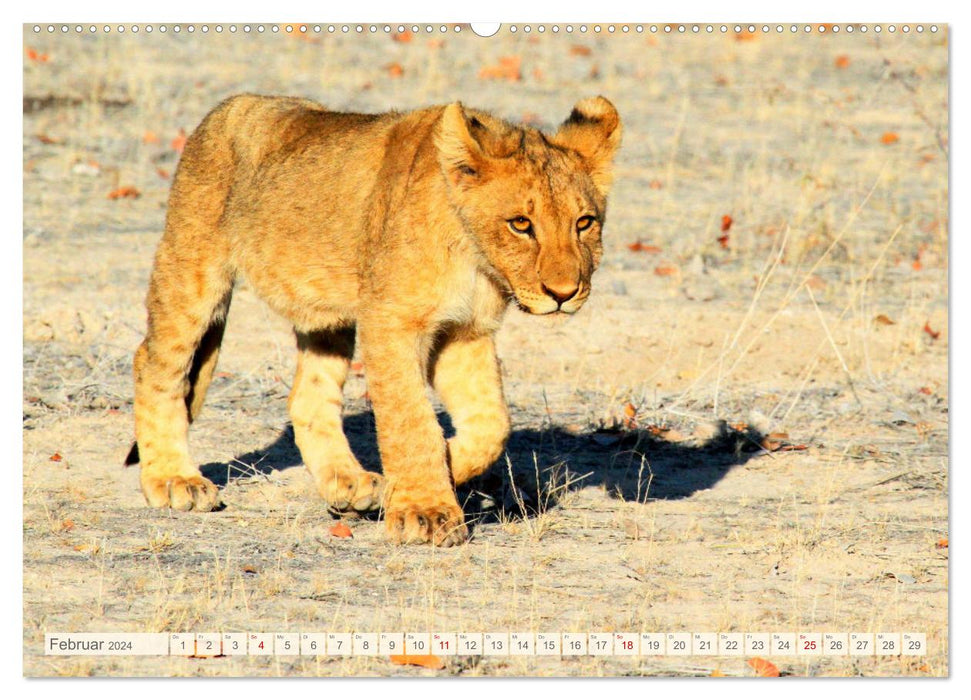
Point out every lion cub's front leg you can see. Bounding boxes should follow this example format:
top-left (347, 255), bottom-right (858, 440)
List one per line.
top-left (359, 318), bottom-right (467, 546)
top-left (431, 333), bottom-right (510, 485)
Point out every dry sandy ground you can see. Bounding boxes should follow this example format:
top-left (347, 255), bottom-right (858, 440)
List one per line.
top-left (22, 24), bottom-right (948, 677)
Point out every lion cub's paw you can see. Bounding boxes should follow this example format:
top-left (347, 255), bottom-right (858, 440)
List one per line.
top-left (142, 474), bottom-right (221, 512)
top-left (320, 471), bottom-right (385, 514)
top-left (385, 500), bottom-right (468, 547)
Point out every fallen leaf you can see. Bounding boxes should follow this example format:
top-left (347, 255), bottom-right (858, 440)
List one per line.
top-left (171, 128), bottom-right (187, 153)
top-left (747, 657), bottom-right (780, 677)
top-left (721, 214), bottom-right (733, 232)
top-left (654, 265), bottom-right (679, 277)
top-left (649, 179), bottom-right (663, 189)
top-left (390, 654), bottom-right (445, 669)
top-left (760, 438), bottom-right (782, 451)
top-left (570, 45), bottom-right (592, 56)
top-left (156, 167), bottom-right (170, 180)
top-left (880, 132), bottom-right (900, 145)
top-left (735, 30), bottom-right (758, 42)
top-left (834, 54), bottom-right (851, 69)
top-left (329, 521), bottom-right (353, 538)
top-left (760, 434), bottom-right (805, 452)
top-left (50, 452), bottom-right (63, 462)
top-left (627, 241), bottom-right (662, 253)
top-left (107, 186), bottom-right (141, 200)
top-left (936, 537), bottom-right (948, 549)
top-left (391, 30), bottom-right (414, 43)
top-left (385, 62), bottom-right (404, 78)
top-left (717, 233), bottom-right (730, 249)
top-left (919, 386), bottom-right (933, 395)
top-left (623, 402), bottom-right (637, 419)
top-left (26, 47), bottom-right (50, 63)
top-left (142, 131), bottom-right (160, 145)
top-left (478, 55), bottom-right (521, 82)
top-left (61, 519), bottom-right (75, 531)
top-left (923, 321), bottom-right (940, 340)
top-left (874, 314), bottom-right (896, 326)
top-left (241, 564), bottom-right (259, 574)
top-left (36, 133), bottom-right (61, 145)
top-left (805, 275), bottom-right (827, 290)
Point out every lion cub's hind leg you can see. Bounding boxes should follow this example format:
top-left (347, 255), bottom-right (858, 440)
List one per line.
top-left (133, 267), bottom-right (233, 512)
top-left (289, 327), bottom-right (385, 514)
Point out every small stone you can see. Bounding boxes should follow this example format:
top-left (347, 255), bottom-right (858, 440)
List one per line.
top-left (71, 161), bottom-right (101, 177)
top-left (890, 411), bottom-right (914, 425)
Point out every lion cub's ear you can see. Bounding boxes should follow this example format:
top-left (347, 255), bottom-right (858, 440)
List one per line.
top-left (436, 103), bottom-right (486, 187)
top-left (436, 103), bottom-right (522, 186)
top-left (553, 96), bottom-right (622, 194)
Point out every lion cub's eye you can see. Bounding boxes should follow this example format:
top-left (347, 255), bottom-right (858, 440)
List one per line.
top-left (576, 216), bottom-right (596, 233)
top-left (507, 216), bottom-right (534, 236)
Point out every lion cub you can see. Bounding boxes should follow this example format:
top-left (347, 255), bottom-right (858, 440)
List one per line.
top-left (128, 94), bottom-right (621, 545)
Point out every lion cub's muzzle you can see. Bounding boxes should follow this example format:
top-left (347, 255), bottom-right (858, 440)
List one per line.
top-left (516, 280), bottom-right (589, 315)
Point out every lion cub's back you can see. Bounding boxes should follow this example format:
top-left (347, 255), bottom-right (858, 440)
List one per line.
top-left (199, 94), bottom-right (387, 170)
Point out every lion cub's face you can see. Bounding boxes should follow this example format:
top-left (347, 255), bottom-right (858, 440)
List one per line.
top-left (436, 97), bottom-right (622, 315)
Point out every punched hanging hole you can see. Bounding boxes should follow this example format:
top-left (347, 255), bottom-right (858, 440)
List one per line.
top-left (470, 23), bottom-right (501, 37)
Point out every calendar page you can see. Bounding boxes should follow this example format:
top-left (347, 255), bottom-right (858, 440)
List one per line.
top-left (21, 18), bottom-right (948, 678)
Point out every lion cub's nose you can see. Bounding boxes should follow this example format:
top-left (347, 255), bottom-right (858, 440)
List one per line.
top-left (541, 281), bottom-right (580, 305)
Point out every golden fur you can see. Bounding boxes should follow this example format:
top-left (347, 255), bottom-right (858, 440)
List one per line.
top-left (129, 94), bottom-right (621, 545)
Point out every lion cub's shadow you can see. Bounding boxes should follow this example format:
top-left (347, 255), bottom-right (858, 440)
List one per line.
top-left (200, 411), bottom-right (766, 530)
